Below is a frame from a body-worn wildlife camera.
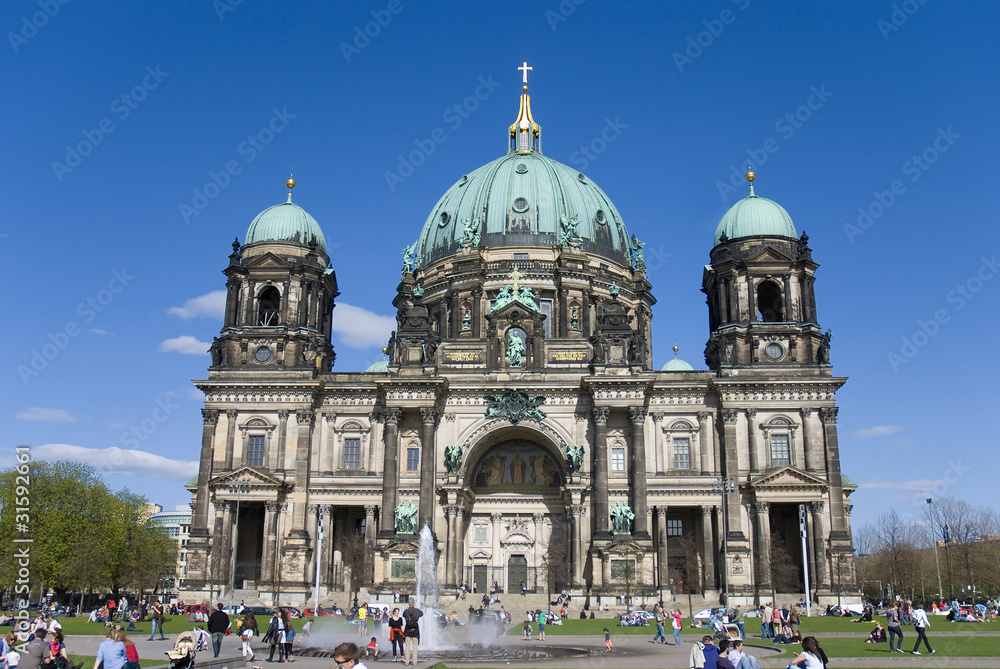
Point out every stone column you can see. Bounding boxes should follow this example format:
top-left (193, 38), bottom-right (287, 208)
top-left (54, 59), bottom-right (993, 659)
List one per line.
top-left (697, 411), bottom-right (712, 474)
top-left (651, 412), bottom-right (665, 475)
top-left (319, 412), bottom-right (332, 475)
top-left (445, 506), bottom-right (460, 586)
top-left (753, 501), bottom-right (771, 589)
top-left (262, 500), bottom-right (280, 588)
top-left (471, 287), bottom-right (483, 338)
top-left (748, 277), bottom-right (758, 322)
top-left (570, 504), bottom-right (585, 587)
top-left (379, 408), bottom-right (402, 536)
top-left (320, 505), bottom-right (334, 587)
top-left (290, 410), bottom-right (315, 537)
top-left (656, 507), bottom-right (669, 588)
top-left (800, 409), bottom-right (817, 472)
top-left (746, 409), bottom-right (759, 473)
top-left (418, 408), bottom-right (438, 531)
top-left (364, 505), bottom-right (377, 554)
top-left (191, 409), bottom-right (219, 538)
top-left (810, 501), bottom-right (828, 589)
top-left (720, 409), bottom-right (744, 539)
top-left (628, 407), bottom-right (650, 538)
top-left (592, 407), bottom-right (611, 537)
top-left (819, 408), bottom-right (848, 536)
top-left (224, 409), bottom-right (238, 470)
top-left (701, 505), bottom-right (716, 591)
top-left (719, 279), bottom-right (730, 324)
top-left (276, 410), bottom-right (289, 473)
top-left (218, 500), bottom-right (234, 590)
top-left (225, 278), bottom-right (240, 327)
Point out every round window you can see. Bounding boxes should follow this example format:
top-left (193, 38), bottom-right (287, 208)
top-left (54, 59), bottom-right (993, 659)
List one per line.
top-left (439, 211), bottom-right (450, 227)
top-left (512, 197), bottom-right (529, 213)
top-left (594, 209), bottom-right (607, 226)
top-left (764, 343), bottom-right (783, 360)
top-left (515, 163), bottom-right (528, 174)
top-left (254, 346), bottom-right (272, 363)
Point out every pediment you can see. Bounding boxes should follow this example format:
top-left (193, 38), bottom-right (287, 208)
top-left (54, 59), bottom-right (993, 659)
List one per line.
top-left (380, 540), bottom-right (419, 555)
top-left (469, 549), bottom-right (492, 560)
top-left (751, 466), bottom-right (828, 489)
top-left (245, 252), bottom-right (291, 269)
top-left (208, 465), bottom-right (284, 489)
top-left (746, 246), bottom-right (793, 264)
top-left (500, 532), bottom-right (533, 546)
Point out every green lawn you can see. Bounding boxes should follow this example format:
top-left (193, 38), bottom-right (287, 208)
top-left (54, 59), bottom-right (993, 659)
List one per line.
top-left (763, 635), bottom-right (997, 658)
top-left (67, 654), bottom-right (161, 668)
top-left (3, 613), bottom-right (312, 637)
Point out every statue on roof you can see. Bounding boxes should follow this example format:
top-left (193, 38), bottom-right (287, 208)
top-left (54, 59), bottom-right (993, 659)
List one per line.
top-left (611, 502), bottom-right (635, 535)
top-left (559, 214), bottom-right (582, 247)
top-left (630, 234), bottom-right (646, 271)
top-left (401, 243), bottom-right (416, 274)
top-left (460, 218), bottom-right (481, 247)
top-left (394, 500), bottom-right (418, 535)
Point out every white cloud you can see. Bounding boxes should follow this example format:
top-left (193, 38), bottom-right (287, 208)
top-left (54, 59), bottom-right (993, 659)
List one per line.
top-left (858, 478), bottom-right (946, 493)
top-left (852, 425), bottom-right (904, 439)
top-left (89, 329), bottom-right (107, 335)
top-left (159, 336), bottom-right (210, 355)
top-left (15, 407), bottom-right (77, 423)
top-left (167, 290), bottom-right (227, 320)
top-left (1, 443), bottom-right (198, 481)
top-left (187, 387), bottom-right (204, 400)
top-left (332, 303), bottom-right (396, 349)
top-left (106, 422), bottom-right (125, 430)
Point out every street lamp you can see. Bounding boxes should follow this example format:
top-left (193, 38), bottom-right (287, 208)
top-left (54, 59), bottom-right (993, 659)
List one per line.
top-left (228, 476), bottom-right (252, 610)
top-left (943, 524), bottom-right (953, 600)
top-left (712, 476), bottom-right (735, 605)
top-left (926, 499), bottom-right (944, 601)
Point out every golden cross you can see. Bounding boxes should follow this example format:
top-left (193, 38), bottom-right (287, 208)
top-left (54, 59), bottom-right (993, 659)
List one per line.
top-left (518, 61), bottom-right (532, 85)
top-left (508, 267), bottom-right (523, 288)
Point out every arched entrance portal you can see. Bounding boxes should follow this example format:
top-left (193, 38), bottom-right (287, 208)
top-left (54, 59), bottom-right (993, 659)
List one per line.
top-left (461, 436), bottom-right (570, 596)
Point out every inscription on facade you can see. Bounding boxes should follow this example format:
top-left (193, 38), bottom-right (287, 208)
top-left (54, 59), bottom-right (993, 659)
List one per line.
top-left (550, 350), bottom-right (588, 362)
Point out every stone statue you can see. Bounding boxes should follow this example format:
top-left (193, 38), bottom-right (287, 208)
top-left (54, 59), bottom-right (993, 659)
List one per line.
top-left (566, 444), bottom-right (585, 474)
top-left (394, 500), bottom-right (418, 535)
top-left (817, 329), bottom-right (832, 365)
top-left (559, 214), bottom-right (581, 247)
top-left (610, 502), bottom-right (635, 535)
top-left (589, 332), bottom-right (606, 363)
top-left (444, 444), bottom-right (463, 474)
top-left (460, 218), bottom-right (481, 247)
top-left (506, 328), bottom-right (525, 367)
top-left (722, 342), bottom-right (734, 364)
top-left (401, 244), bottom-right (415, 274)
top-left (462, 309), bottom-right (471, 331)
top-left (630, 234), bottom-right (646, 271)
top-left (570, 305), bottom-right (579, 330)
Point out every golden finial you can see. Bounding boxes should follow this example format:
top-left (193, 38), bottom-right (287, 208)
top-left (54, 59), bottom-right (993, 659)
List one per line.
top-left (745, 162), bottom-right (755, 183)
top-left (286, 174), bottom-right (296, 202)
top-left (523, 85), bottom-right (528, 92)
top-left (673, 344), bottom-right (679, 355)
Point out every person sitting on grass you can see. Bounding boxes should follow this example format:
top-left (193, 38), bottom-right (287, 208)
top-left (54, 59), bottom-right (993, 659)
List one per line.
top-left (726, 639), bottom-right (761, 669)
top-left (866, 621), bottom-right (887, 643)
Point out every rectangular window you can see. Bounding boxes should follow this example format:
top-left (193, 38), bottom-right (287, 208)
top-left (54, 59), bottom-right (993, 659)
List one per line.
top-left (541, 299), bottom-right (553, 337)
top-left (344, 437), bottom-right (361, 469)
top-left (513, 253), bottom-right (529, 260)
top-left (474, 526), bottom-right (487, 542)
top-left (666, 519), bottom-right (683, 536)
top-left (611, 447), bottom-right (626, 472)
top-left (673, 437), bottom-right (691, 470)
top-left (406, 446), bottom-right (419, 471)
top-left (770, 434), bottom-right (790, 466)
top-left (247, 435), bottom-right (266, 467)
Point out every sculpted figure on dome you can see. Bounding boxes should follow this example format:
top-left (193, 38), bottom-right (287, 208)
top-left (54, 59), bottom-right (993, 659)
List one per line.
top-left (630, 234), bottom-right (646, 271)
top-left (401, 244), bottom-right (415, 274)
top-left (559, 214), bottom-right (582, 247)
top-left (460, 218), bottom-right (482, 247)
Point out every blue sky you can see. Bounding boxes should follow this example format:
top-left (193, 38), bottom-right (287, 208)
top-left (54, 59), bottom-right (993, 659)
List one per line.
top-left (4, 1), bottom-right (997, 531)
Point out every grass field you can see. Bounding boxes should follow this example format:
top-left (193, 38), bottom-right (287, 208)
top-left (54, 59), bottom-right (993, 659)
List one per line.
top-left (2, 613), bottom-right (312, 638)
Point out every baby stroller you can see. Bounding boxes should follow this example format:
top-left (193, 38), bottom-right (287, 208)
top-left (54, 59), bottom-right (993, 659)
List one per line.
top-left (166, 631), bottom-right (198, 669)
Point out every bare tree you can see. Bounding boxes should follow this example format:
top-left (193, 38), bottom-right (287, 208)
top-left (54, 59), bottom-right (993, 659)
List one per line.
top-left (341, 531), bottom-right (373, 606)
top-left (676, 533), bottom-right (702, 617)
top-left (768, 535), bottom-right (799, 594)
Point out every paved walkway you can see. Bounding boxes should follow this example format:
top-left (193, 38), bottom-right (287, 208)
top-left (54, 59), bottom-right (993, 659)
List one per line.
top-left (64, 627), bottom-right (1000, 669)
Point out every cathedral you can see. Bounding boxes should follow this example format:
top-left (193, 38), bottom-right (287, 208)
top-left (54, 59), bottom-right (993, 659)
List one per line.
top-left (181, 68), bottom-right (859, 608)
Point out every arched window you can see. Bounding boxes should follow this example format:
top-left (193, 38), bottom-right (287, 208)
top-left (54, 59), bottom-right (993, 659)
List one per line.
top-left (757, 281), bottom-right (783, 322)
top-left (257, 286), bottom-right (281, 326)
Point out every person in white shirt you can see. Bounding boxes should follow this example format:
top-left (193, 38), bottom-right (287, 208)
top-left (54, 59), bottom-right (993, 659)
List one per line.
top-left (727, 640), bottom-right (761, 669)
top-left (911, 603), bottom-right (935, 655)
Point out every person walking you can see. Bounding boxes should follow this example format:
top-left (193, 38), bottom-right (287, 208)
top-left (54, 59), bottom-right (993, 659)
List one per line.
top-left (263, 612), bottom-right (281, 662)
top-left (603, 628), bottom-right (612, 653)
top-left (653, 607), bottom-right (667, 644)
top-left (886, 602), bottom-right (904, 653)
top-left (787, 605), bottom-right (799, 639)
top-left (911, 602), bottom-right (935, 655)
top-left (147, 599), bottom-right (166, 641)
top-left (401, 601), bottom-right (422, 667)
top-left (207, 604), bottom-right (230, 659)
top-left (672, 609), bottom-right (683, 646)
top-left (279, 611), bottom-right (294, 662)
top-left (732, 605), bottom-right (745, 640)
top-left (760, 603), bottom-right (772, 639)
top-left (240, 611), bottom-right (258, 662)
top-left (387, 608), bottom-right (404, 661)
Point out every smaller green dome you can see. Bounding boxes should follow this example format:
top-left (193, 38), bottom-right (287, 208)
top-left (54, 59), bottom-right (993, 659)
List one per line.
top-left (715, 188), bottom-right (796, 245)
top-left (662, 346), bottom-right (694, 371)
top-left (246, 195), bottom-right (327, 252)
top-left (366, 360), bottom-right (389, 373)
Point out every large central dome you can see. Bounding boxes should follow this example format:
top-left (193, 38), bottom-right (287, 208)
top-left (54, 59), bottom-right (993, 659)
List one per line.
top-left (414, 152), bottom-right (631, 267)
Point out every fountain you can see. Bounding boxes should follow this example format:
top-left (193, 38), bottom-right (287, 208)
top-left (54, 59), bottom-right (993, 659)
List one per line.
top-left (414, 523), bottom-right (445, 649)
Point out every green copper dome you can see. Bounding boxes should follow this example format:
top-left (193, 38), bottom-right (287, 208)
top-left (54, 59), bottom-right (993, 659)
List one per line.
top-left (714, 188), bottom-right (796, 245)
top-left (661, 346), bottom-right (694, 371)
top-left (246, 194), bottom-right (327, 253)
top-left (365, 359), bottom-right (389, 373)
top-left (414, 152), bottom-right (632, 267)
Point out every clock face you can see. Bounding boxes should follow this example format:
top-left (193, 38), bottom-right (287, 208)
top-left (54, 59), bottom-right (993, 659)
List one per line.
top-left (254, 346), bottom-right (272, 363)
top-left (764, 343), bottom-right (784, 361)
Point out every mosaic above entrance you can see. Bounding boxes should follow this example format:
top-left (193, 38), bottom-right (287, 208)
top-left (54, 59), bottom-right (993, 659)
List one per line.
top-left (472, 441), bottom-right (562, 490)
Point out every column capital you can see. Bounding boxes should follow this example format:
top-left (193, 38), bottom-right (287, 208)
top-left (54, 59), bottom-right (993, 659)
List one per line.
top-left (752, 501), bottom-right (770, 514)
top-left (296, 409), bottom-right (316, 426)
top-left (701, 505), bottom-right (714, 518)
top-left (799, 407), bottom-right (814, 419)
top-left (265, 500), bottom-right (281, 512)
top-left (215, 499), bottom-right (232, 512)
top-left (227, 409), bottom-right (239, 420)
top-left (383, 407), bottom-right (402, 425)
top-left (697, 411), bottom-right (711, 423)
top-left (592, 406), bottom-right (610, 424)
top-left (490, 513), bottom-right (503, 523)
top-left (744, 408), bottom-right (757, 419)
top-left (721, 408), bottom-right (740, 424)
top-left (420, 407), bottom-right (438, 424)
top-left (202, 409), bottom-right (220, 425)
top-left (811, 500), bottom-right (826, 514)
top-left (365, 505), bottom-right (378, 517)
top-left (569, 504), bottom-right (585, 517)
top-left (628, 406), bottom-right (647, 424)
top-left (278, 409), bottom-right (290, 421)
top-left (819, 407), bottom-right (839, 424)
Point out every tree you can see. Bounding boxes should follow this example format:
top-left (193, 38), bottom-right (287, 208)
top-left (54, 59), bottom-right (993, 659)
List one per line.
top-left (540, 538), bottom-right (570, 599)
top-left (341, 530), bottom-right (373, 604)
top-left (676, 532), bottom-right (702, 617)
top-left (768, 535), bottom-right (799, 594)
